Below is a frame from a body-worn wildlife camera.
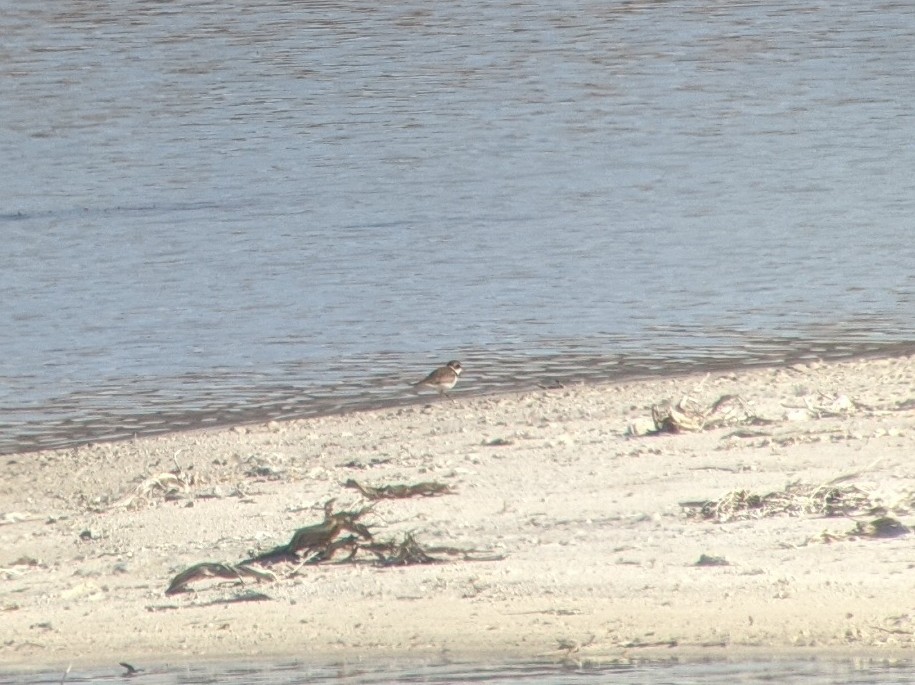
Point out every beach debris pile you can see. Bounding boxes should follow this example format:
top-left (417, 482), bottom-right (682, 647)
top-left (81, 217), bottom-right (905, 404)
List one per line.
top-left (681, 480), bottom-right (879, 523)
top-left (682, 472), bottom-right (915, 544)
top-left (164, 482), bottom-right (498, 597)
top-left (110, 468), bottom-right (195, 510)
top-left (629, 392), bottom-right (765, 436)
top-left (782, 391), bottom-right (859, 422)
top-left (103, 451), bottom-right (241, 511)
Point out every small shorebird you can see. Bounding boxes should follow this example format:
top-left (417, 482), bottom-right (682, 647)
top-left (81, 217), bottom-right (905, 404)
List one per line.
top-left (414, 360), bottom-right (463, 400)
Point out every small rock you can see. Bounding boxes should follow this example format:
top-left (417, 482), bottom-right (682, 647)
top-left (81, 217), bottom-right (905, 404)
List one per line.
top-left (626, 417), bottom-right (658, 436)
top-left (785, 408), bottom-right (813, 422)
top-left (695, 554), bottom-right (729, 567)
top-left (831, 395), bottom-right (854, 412)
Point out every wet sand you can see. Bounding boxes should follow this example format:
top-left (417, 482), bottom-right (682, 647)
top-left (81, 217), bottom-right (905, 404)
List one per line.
top-left (2, 353), bottom-right (915, 673)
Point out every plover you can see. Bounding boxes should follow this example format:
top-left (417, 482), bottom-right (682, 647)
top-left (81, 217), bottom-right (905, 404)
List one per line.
top-left (414, 360), bottom-right (463, 399)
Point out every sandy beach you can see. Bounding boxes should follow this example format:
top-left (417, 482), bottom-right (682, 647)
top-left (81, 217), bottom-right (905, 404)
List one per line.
top-left (2, 353), bottom-right (915, 674)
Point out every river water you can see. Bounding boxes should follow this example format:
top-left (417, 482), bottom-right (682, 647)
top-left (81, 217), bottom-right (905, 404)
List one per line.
top-left (2, 2), bottom-right (915, 680)
top-left (5, 657), bottom-right (915, 685)
top-left (0, 0), bottom-right (915, 452)
top-left (1, 2), bottom-right (913, 459)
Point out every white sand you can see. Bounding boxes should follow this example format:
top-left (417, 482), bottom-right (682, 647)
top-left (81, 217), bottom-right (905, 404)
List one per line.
top-left (2, 354), bottom-right (915, 673)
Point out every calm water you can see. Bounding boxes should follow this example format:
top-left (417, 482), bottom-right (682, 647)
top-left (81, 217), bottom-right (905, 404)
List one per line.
top-left (1, 0), bottom-right (913, 454)
top-left (6, 658), bottom-right (915, 685)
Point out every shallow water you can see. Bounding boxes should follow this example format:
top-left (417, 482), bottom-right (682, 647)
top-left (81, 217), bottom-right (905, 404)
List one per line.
top-left (6, 658), bottom-right (915, 685)
top-left (1, 0), bottom-right (913, 454)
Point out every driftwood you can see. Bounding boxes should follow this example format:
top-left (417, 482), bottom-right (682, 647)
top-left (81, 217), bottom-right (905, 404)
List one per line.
top-left (343, 479), bottom-right (453, 500)
top-left (241, 499), bottom-right (373, 565)
top-left (165, 562), bottom-right (275, 595)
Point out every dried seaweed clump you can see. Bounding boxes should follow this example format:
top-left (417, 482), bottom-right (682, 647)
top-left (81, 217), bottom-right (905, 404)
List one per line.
top-left (343, 479), bottom-right (454, 500)
top-left (848, 517), bottom-right (910, 539)
top-left (365, 534), bottom-right (503, 566)
top-left (683, 482), bottom-right (879, 523)
top-left (366, 533), bottom-right (440, 566)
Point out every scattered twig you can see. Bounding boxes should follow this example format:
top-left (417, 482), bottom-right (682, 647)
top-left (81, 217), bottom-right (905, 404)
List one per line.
top-left (119, 662), bottom-right (141, 677)
top-left (200, 591), bottom-right (272, 606)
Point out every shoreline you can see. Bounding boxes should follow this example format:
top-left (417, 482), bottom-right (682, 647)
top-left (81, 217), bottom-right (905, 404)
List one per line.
top-left (2, 353), bottom-right (915, 673)
top-left (4, 339), bottom-right (914, 457)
